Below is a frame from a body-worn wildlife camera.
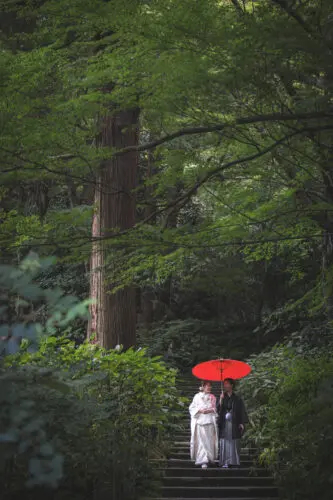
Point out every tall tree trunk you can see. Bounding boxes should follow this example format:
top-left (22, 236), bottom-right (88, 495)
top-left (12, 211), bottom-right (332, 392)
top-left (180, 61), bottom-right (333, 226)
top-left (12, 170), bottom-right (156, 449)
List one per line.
top-left (320, 158), bottom-right (333, 321)
top-left (88, 108), bottom-right (140, 349)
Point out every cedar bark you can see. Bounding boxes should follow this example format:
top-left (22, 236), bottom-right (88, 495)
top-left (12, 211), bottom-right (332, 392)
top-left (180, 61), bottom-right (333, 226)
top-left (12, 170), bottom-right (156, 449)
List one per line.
top-left (88, 108), bottom-right (140, 349)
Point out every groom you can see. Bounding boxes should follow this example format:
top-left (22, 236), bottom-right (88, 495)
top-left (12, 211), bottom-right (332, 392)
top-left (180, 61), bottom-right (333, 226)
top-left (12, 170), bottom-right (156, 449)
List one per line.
top-left (216, 378), bottom-right (248, 468)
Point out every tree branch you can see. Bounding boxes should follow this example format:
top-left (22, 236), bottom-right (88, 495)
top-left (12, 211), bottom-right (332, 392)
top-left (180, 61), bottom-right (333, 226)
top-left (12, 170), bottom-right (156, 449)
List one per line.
top-left (0, 148), bottom-right (131, 198)
top-left (156, 124), bottom-right (333, 222)
top-left (49, 110), bottom-right (333, 161)
top-left (230, 0), bottom-right (245, 15)
top-left (271, 0), bottom-right (314, 37)
top-left (3, 231), bottom-right (325, 252)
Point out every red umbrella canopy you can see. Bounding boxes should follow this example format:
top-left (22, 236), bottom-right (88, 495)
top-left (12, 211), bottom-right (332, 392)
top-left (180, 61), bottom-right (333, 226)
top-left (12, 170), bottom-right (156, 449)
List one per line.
top-left (192, 359), bottom-right (251, 382)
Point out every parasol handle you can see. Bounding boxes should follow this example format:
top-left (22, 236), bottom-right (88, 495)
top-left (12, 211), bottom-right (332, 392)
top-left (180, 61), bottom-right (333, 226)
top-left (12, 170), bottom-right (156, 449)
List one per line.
top-left (219, 357), bottom-right (224, 395)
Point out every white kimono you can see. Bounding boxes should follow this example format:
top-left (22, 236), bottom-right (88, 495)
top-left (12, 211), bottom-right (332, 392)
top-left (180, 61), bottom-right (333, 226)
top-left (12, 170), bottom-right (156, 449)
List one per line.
top-left (189, 392), bottom-right (218, 465)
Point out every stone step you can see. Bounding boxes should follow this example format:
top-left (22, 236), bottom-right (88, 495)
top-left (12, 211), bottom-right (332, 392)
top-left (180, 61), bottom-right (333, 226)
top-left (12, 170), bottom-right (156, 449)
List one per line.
top-left (164, 468), bottom-right (270, 478)
top-left (176, 380), bottom-right (196, 383)
top-left (173, 437), bottom-right (255, 448)
top-left (178, 386), bottom-right (199, 389)
top-left (177, 390), bottom-right (200, 394)
top-left (161, 486), bottom-right (278, 498)
top-left (167, 459), bottom-right (256, 468)
top-left (168, 452), bottom-right (255, 461)
top-left (170, 448), bottom-right (258, 456)
top-left (171, 446), bottom-right (256, 452)
top-left (172, 442), bottom-right (256, 452)
top-left (153, 497), bottom-right (276, 500)
top-left (170, 444), bottom-right (256, 449)
top-left (163, 476), bottom-right (274, 487)
top-left (170, 445), bottom-right (194, 449)
top-left (151, 378), bottom-right (277, 500)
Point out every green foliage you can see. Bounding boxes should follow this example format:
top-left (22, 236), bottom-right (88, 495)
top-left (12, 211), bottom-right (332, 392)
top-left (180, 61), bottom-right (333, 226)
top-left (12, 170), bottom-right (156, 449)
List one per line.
top-left (139, 318), bottom-right (258, 371)
top-left (0, 254), bottom-right (89, 494)
top-left (1, 2), bottom-right (333, 498)
top-left (1, 339), bottom-right (184, 500)
top-left (0, 252), bottom-right (90, 356)
top-left (240, 345), bottom-right (297, 438)
top-left (241, 344), bottom-right (333, 500)
top-left (0, 257), bottom-right (184, 499)
top-left (0, 0), bottom-right (332, 325)
top-left (139, 319), bottom-right (215, 369)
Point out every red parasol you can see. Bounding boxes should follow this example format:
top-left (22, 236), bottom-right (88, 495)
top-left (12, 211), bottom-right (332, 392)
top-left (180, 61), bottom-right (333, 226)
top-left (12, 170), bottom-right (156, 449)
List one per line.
top-left (192, 359), bottom-right (251, 388)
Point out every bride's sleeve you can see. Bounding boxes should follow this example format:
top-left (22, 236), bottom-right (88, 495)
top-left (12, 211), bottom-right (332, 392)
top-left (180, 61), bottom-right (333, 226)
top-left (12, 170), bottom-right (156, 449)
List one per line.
top-left (189, 394), bottom-right (201, 418)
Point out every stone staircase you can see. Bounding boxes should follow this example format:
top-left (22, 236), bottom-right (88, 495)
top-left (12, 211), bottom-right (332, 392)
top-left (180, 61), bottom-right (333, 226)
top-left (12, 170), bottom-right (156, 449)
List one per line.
top-left (154, 377), bottom-right (279, 500)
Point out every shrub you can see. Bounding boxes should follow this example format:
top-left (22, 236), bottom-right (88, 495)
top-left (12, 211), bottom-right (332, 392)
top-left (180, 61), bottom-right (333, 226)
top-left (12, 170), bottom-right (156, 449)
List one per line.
top-left (240, 346), bottom-right (333, 500)
top-left (0, 255), bottom-right (184, 500)
top-left (239, 345), bottom-right (296, 443)
top-left (2, 339), bottom-right (184, 500)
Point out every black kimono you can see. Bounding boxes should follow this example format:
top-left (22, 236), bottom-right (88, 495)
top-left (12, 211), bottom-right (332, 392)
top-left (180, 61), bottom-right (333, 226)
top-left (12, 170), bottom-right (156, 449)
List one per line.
top-left (216, 392), bottom-right (248, 467)
top-left (217, 392), bottom-right (249, 439)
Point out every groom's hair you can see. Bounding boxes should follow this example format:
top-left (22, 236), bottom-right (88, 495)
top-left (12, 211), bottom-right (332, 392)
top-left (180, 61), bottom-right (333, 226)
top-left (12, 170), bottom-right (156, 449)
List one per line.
top-left (224, 378), bottom-right (235, 387)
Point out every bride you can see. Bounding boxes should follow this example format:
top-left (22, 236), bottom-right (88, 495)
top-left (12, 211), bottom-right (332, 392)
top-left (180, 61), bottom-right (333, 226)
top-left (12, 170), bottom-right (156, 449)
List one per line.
top-left (189, 381), bottom-right (218, 468)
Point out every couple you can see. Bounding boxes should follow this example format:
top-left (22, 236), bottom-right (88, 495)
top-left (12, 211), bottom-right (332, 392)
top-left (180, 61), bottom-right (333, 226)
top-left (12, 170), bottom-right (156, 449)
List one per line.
top-left (189, 378), bottom-right (248, 469)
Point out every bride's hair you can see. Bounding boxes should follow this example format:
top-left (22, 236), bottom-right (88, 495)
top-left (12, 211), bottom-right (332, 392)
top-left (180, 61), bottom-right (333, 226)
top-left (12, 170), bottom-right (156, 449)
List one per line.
top-left (199, 380), bottom-right (210, 391)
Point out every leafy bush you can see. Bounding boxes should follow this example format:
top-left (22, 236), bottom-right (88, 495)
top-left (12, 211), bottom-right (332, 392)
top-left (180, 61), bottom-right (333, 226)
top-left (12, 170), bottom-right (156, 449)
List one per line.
top-left (0, 256), bottom-right (184, 500)
top-left (264, 356), bottom-right (333, 500)
top-left (0, 252), bottom-right (90, 357)
top-left (2, 340), bottom-right (183, 500)
top-left (239, 345), bottom-right (296, 441)
top-left (0, 252), bottom-right (91, 495)
top-left (240, 345), bottom-right (333, 500)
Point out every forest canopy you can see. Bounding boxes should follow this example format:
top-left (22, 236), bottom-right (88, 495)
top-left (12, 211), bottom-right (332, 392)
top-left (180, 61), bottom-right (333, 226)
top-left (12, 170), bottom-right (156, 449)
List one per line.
top-left (1, 1), bottom-right (333, 498)
top-left (1, 0), bottom-right (333, 350)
